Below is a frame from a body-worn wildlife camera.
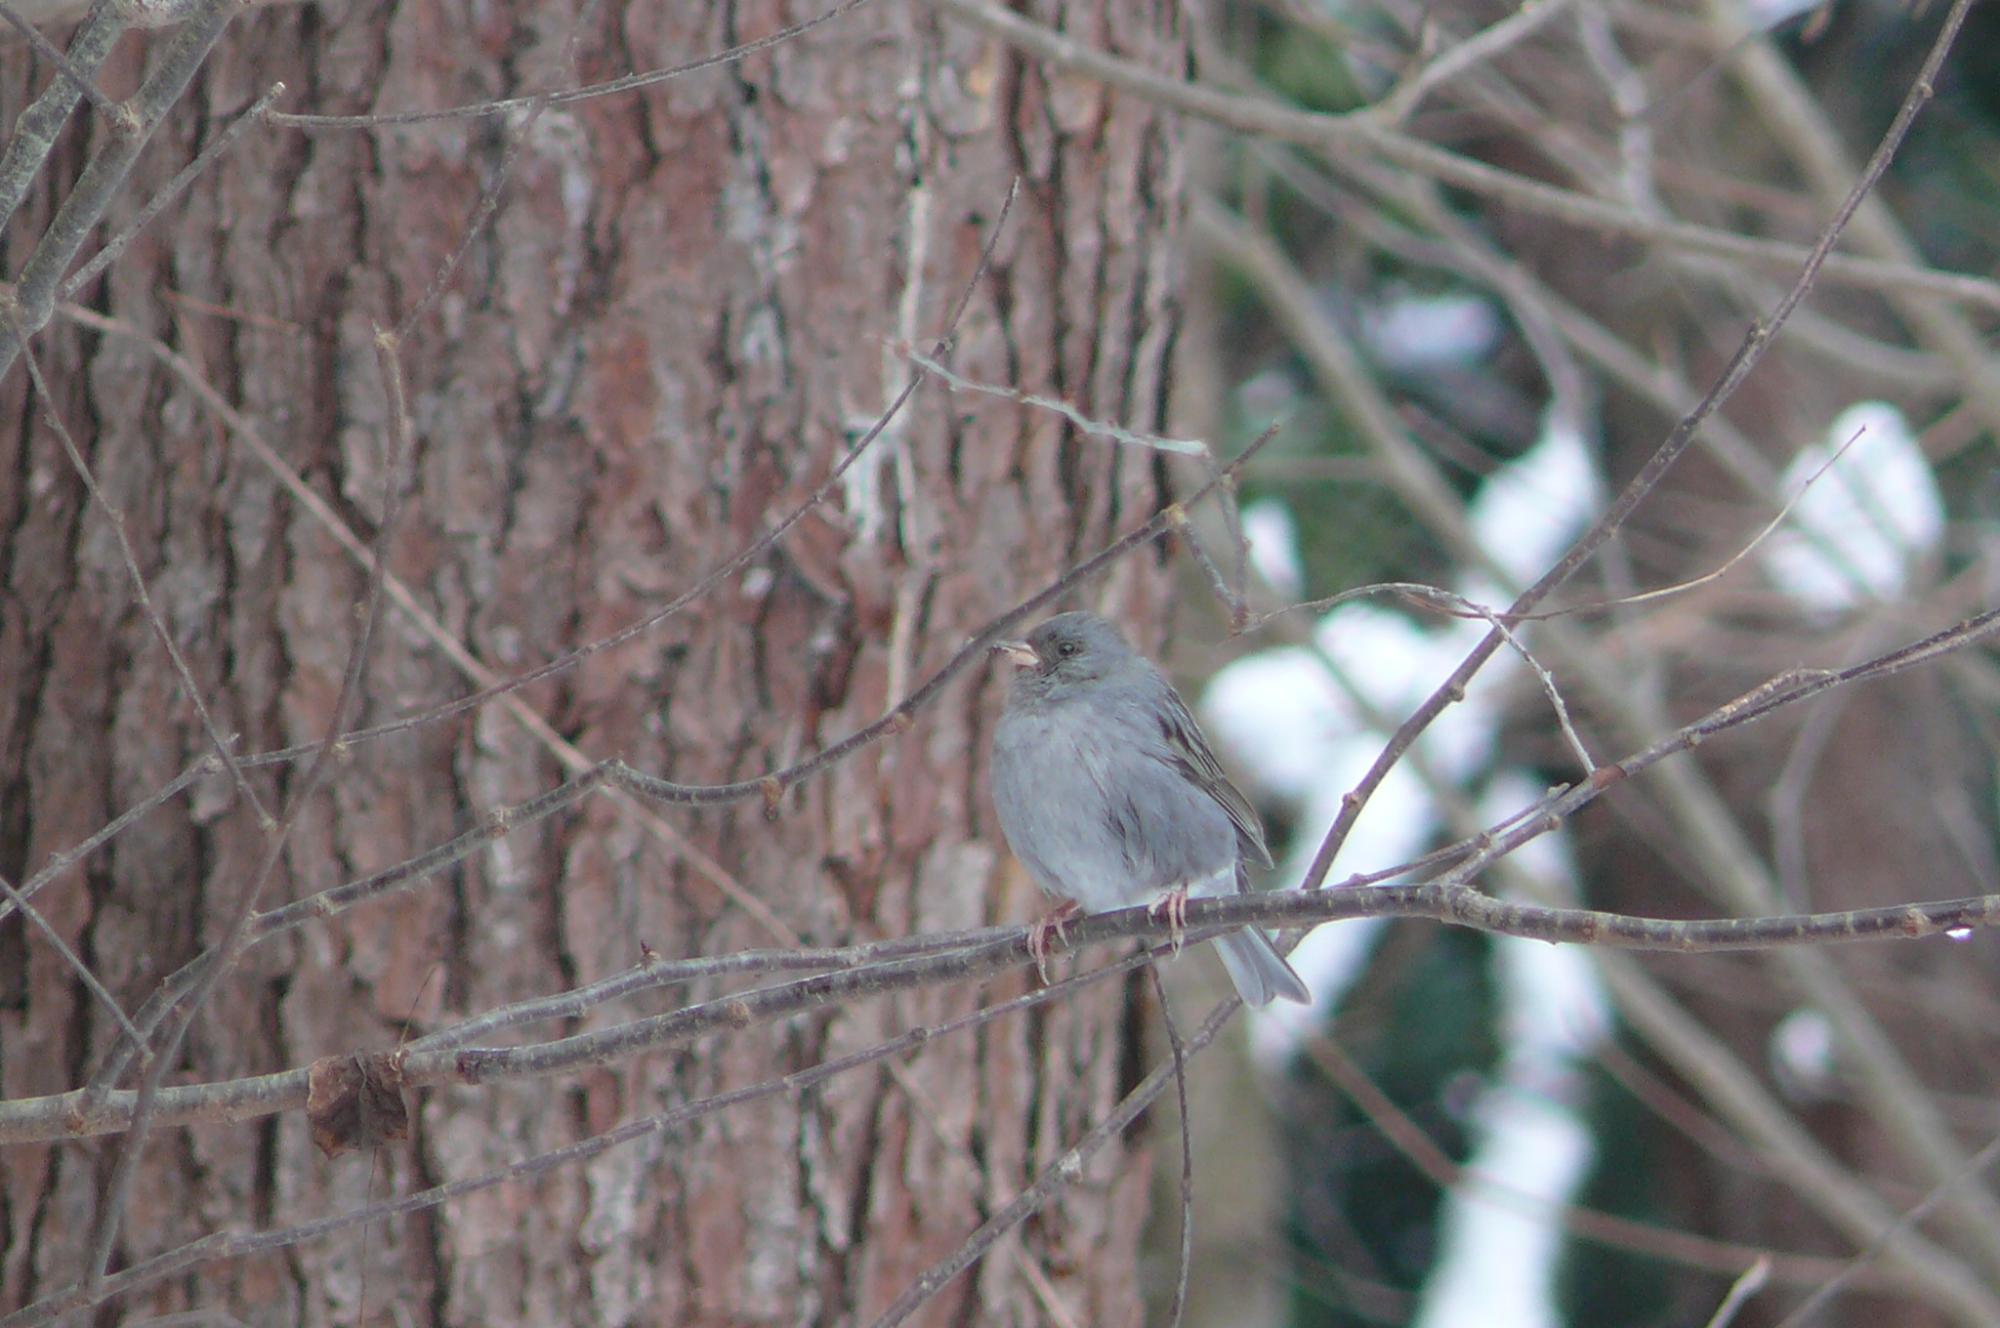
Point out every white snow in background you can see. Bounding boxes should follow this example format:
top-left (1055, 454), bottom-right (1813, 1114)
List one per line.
top-left (1498, 934), bottom-right (1611, 1070)
top-left (1204, 615), bottom-right (1448, 1063)
top-left (1483, 774), bottom-right (1612, 1067)
top-left (1203, 645), bottom-right (1351, 800)
top-left (1243, 498), bottom-right (1304, 599)
top-left (1248, 913), bottom-right (1383, 1064)
top-left (1361, 288), bottom-right (1504, 373)
top-left (1769, 1007), bottom-right (1838, 1103)
top-left (1203, 604), bottom-right (1501, 1051)
top-left (1467, 419), bottom-right (1602, 591)
top-left (1201, 408), bottom-right (1614, 1318)
top-left (1413, 777), bottom-right (1605, 1328)
top-left (1206, 412), bottom-right (1603, 1064)
top-left (1238, 365), bottom-right (1301, 420)
top-left (1409, 1086), bottom-right (1595, 1328)
top-left (1205, 603), bottom-right (1497, 806)
top-left (1763, 401), bottom-right (1942, 614)
top-left (1446, 416), bottom-right (1599, 766)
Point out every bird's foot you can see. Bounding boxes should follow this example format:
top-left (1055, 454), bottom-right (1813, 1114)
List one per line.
top-left (1148, 886), bottom-right (1190, 956)
top-left (1028, 900), bottom-right (1082, 983)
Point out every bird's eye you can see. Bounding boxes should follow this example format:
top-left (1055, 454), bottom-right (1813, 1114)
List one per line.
top-left (1056, 640), bottom-right (1080, 658)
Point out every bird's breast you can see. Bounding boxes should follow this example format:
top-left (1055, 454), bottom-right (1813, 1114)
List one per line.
top-left (992, 701), bottom-right (1237, 910)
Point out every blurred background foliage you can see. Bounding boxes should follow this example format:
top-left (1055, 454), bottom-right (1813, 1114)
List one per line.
top-left (1180, 2), bottom-right (2000, 1324)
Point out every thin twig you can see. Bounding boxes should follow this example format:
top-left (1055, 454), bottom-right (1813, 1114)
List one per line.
top-left (0, 0), bottom-right (117, 114)
top-left (1302, 1037), bottom-right (1881, 1289)
top-left (77, 319), bottom-right (411, 1291)
top-left (1376, 0), bottom-right (1575, 124)
top-left (870, 996), bottom-right (1242, 1327)
top-left (1, 944), bottom-right (1154, 1328)
top-left (389, 0), bottom-right (615, 336)
top-left (37, 582), bottom-right (2000, 1135)
top-left (1301, 0), bottom-right (1967, 887)
top-left (0, 873), bottom-right (141, 1045)
top-left (932, 0), bottom-right (2000, 313)
top-left (265, 0), bottom-right (879, 130)
top-left (1701, 1258), bottom-right (1770, 1328)
top-left (1770, 1134), bottom-right (2000, 1328)
top-left (61, 81), bottom-right (289, 298)
top-left (25, 865), bottom-right (2000, 1149)
top-left (0, 760), bottom-right (207, 926)
top-left (3, 317), bottom-right (271, 830)
top-left (72, 182), bottom-right (1030, 1097)
top-left (0, 0), bottom-right (123, 236)
top-left (909, 348), bottom-right (1211, 455)
top-left (0, 0), bottom-right (239, 377)
top-left (1149, 966), bottom-right (1195, 1328)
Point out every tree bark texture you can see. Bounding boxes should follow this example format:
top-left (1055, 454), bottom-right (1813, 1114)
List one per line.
top-left (0, 1), bottom-right (1192, 1323)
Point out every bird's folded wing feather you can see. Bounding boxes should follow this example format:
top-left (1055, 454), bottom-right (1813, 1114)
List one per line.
top-left (1153, 684), bottom-right (1273, 869)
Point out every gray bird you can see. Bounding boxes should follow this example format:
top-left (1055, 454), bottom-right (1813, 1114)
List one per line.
top-left (990, 611), bottom-right (1310, 1006)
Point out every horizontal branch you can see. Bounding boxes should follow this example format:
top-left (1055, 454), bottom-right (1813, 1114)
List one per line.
top-left (7, 881), bottom-right (1998, 1144)
top-left (0, 947), bottom-right (1150, 1328)
top-left (66, 419), bottom-right (1284, 1102)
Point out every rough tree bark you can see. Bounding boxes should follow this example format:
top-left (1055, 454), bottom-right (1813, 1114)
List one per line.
top-left (0, 1), bottom-right (1193, 1323)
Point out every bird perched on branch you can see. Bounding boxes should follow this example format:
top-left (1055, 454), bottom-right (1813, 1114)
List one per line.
top-left (990, 611), bottom-right (1310, 1006)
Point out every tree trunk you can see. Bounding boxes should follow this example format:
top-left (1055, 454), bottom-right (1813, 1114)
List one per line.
top-left (0, 2), bottom-right (1191, 1323)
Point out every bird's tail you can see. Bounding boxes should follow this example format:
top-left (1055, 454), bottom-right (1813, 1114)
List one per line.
top-left (1214, 927), bottom-right (1310, 1006)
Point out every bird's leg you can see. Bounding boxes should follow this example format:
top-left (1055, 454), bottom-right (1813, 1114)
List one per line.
top-left (1148, 886), bottom-right (1190, 956)
top-left (1028, 899), bottom-right (1082, 983)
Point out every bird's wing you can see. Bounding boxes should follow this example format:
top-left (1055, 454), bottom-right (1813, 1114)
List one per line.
top-left (1154, 683), bottom-right (1273, 870)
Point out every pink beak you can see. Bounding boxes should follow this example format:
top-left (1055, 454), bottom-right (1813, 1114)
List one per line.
top-left (994, 639), bottom-right (1038, 668)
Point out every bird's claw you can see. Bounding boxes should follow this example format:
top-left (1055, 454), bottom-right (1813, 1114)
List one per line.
top-left (1149, 886), bottom-right (1190, 956)
top-left (1028, 900), bottom-right (1082, 983)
